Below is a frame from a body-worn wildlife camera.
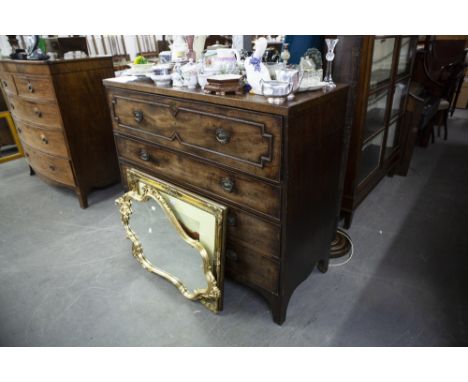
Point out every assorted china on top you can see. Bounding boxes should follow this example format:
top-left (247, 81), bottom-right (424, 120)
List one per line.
top-left (123, 36), bottom-right (330, 104)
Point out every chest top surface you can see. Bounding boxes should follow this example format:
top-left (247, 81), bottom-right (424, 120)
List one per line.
top-left (103, 76), bottom-right (347, 117)
top-left (0, 57), bottom-right (113, 76)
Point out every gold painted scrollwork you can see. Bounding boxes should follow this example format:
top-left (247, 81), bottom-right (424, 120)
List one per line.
top-left (116, 169), bottom-right (226, 313)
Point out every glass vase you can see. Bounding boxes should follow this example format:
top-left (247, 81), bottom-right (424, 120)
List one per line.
top-left (323, 38), bottom-right (339, 90)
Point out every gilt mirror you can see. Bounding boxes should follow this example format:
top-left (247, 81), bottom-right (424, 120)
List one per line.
top-left (116, 168), bottom-right (227, 313)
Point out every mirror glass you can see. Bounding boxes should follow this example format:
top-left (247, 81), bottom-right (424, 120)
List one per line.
top-left (130, 196), bottom-right (209, 293)
top-left (116, 168), bottom-right (227, 313)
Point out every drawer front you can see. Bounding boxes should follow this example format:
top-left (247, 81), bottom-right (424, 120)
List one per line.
top-left (16, 120), bottom-right (69, 158)
top-left (23, 143), bottom-right (75, 186)
top-left (0, 73), bottom-right (17, 96)
top-left (9, 96), bottom-right (62, 129)
top-left (116, 135), bottom-right (281, 220)
top-left (110, 90), bottom-right (282, 181)
top-left (225, 240), bottom-right (280, 293)
top-left (14, 75), bottom-right (55, 100)
top-left (226, 207), bottom-right (280, 260)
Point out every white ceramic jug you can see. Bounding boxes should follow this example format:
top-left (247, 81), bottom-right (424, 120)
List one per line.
top-left (213, 48), bottom-right (240, 73)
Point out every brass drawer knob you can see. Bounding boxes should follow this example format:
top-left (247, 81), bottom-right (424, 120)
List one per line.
top-left (10, 103), bottom-right (15, 110)
top-left (215, 128), bottom-right (230, 144)
top-left (27, 81), bottom-right (34, 93)
top-left (134, 110), bottom-right (144, 123)
top-left (2, 80), bottom-right (8, 88)
top-left (226, 249), bottom-right (238, 262)
top-left (220, 177), bottom-right (234, 193)
top-left (40, 134), bottom-right (48, 144)
top-left (17, 127), bottom-right (22, 133)
top-left (49, 165), bottom-right (56, 171)
top-left (33, 107), bottom-right (42, 117)
top-left (139, 148), bottom-right (150, 161)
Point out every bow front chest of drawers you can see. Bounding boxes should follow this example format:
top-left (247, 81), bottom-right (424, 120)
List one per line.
top-left (104, 77), bottom-right (348, 324)
top-left (0, 57), bottom-right (119, 208)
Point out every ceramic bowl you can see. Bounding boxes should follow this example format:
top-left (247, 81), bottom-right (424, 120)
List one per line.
top-left (151, 64), bottom-right (173, 76)
top-left (148, 73), bottom-right (172, 87)
top-left (129, 63), bottom-right (154, 75)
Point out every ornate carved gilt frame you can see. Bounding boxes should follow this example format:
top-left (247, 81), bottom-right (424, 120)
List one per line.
top-left (115, 168), bottom-right (227, 313)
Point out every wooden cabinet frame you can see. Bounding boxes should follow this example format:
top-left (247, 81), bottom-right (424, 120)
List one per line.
top-left (335, 36), bottom-right (419, 228)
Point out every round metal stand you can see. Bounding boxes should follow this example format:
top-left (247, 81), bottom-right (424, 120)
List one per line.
top-left (329, 228), bottom-right (353, 267)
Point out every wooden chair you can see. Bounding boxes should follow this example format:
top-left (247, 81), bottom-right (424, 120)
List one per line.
top-left (435, 60), bottom-right (466, 140)
top-left (411, 46), bottom-right (467, 144)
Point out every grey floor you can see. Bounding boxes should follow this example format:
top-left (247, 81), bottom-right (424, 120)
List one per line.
top-left (1, 110), bottom-right (467, 346)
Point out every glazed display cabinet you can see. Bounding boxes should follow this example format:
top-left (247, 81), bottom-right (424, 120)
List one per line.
top-left (334, 36), bottom-right (418, 228)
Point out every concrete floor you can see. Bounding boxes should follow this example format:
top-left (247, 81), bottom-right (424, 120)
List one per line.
top-left (1, 110), bottom-right (467, 346)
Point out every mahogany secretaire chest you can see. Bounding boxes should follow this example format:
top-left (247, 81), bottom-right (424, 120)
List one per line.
top-left (104, 77), bottom-right (348, 324)
top-left (0, 57), bottom-right (119, 208)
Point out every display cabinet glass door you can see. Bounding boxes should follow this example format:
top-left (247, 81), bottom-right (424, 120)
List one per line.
top-left (357, 131), bottom-right (385, 185)
top-left (390, 78), bottom-right (410, 119)
top-left (397, 37), bottom-right (413, 77)
top-left (364, 87), bottom-right (390, 141)
top-left (369, 37), bottom-right (396, 90)
top-left (384, 118), bottom-right (401, 160)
